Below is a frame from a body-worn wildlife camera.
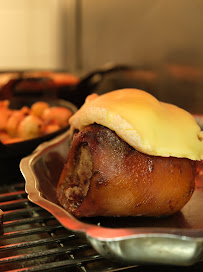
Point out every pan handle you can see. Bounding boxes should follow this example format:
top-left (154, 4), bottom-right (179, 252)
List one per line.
top-left (72, 64), bottom-right (135, 107)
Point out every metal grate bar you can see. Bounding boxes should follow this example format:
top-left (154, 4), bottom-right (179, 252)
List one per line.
top-left (3, 206), bottom-right (48, 218)
top-left (0, 198), bottom-right (29, 210)
top-left (0, 190), bottom-right (26, 201)
top-left (2, 224), bottom-right (64, 239)
top-left (3, 214), bottom-right (54, 228)
top-left (5, 254), bottom-right (103, 272)
top-left (0, 244), bottom-right (89, 264)
top-left (0, 234), bottom-right (75, 252)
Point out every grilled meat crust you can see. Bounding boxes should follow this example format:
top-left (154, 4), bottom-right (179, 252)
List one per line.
top-left (57, 124), bottom-right (195, 217)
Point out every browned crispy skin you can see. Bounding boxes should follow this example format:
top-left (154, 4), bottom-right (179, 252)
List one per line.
top-left (57, 124), bottom-right (196, 217)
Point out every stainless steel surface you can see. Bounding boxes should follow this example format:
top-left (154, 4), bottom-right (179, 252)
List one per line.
top-left (20, 130), bottom-right (203, 266)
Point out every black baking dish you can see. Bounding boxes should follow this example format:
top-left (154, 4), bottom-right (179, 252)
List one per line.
top-left (0, 97), bottom-right (77, 183)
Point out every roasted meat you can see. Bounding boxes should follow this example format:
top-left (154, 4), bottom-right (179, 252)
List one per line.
top-left (57, 88), bottom-right (203, 217)
top-left (57, 124), bottom-right (195, 217)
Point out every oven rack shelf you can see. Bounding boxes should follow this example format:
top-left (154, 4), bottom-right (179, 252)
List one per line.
top-left (0, 181), bottom-right (202, 272)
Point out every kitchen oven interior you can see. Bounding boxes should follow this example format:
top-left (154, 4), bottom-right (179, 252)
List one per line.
top-left (0, 1), bottom-right (203, 271)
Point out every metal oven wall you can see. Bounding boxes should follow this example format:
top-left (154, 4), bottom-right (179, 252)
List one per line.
top-left (0, 0), bottom-right (202, 112)
top-left (75, 0), bottom-right (203, 113)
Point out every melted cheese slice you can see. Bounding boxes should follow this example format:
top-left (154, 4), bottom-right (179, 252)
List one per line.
top-left (69, 89), bottom-right (203, 160)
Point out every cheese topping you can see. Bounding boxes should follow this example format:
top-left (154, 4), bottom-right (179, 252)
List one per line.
top-left (69, 89), bottom-right (203, 160)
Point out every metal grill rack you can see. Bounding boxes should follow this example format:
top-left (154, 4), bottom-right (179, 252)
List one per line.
top-left (0, 181), bottom-right (202, 272)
